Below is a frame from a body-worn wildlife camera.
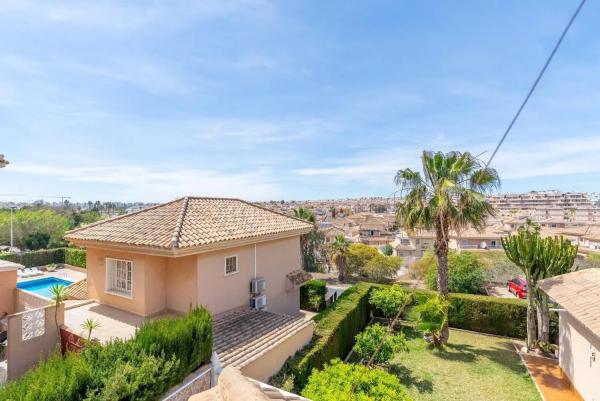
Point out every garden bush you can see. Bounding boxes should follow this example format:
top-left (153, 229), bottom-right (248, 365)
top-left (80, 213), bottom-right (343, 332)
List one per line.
top-left (352, 323), bottom-right (406, 364)
top-left (301, 359), bottom-right (414, 401)
top-left (273, 282), bottom-right (375, 391)
top-left (425, 251), bottom-right (485, 294)
top-left (300, 279), bottom-right (328, 311)
top-left (0, 307), bottom-right (212, 401)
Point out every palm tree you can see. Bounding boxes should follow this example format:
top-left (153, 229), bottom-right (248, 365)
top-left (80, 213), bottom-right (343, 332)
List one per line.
top-left (395, 151), bottom-right (499, 342)
top-left (330, 235), bottom-right (350, 282)
top-left (49, 284), bottom-right (66, 335)
top-left (81, 318), bottom-right (101, 342)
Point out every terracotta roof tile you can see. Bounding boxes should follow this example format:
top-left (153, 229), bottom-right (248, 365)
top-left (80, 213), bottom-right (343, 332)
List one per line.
top-left (65, 279), bottom-right (88, 300)
top-left (539, 269), bottom-right (600, 338)
top-left (65, 197), bottom-right (312, 251)
top-left (214, 308), bottom-right (313, 369)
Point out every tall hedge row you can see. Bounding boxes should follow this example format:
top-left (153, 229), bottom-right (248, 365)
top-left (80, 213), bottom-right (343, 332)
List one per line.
top-left (0, 307), bottom-right (213, 401)
top-left (0, 247), bottom-right (86, 268)
top-left (405, 288), bottom-right (558, 341)
top-left (277, 282), bottom-right (375, 391)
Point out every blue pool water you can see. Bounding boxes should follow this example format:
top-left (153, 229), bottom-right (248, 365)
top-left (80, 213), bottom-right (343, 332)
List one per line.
top-left (17, 277), bottom-right (74, 299)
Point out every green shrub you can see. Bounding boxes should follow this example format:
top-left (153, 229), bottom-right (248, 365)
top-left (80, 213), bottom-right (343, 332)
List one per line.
top-left (363, 254), bottom-right (402, 283)
top-left (404, 288), bottom-right (558, 341)
top-left (352, 323), bottom-right (406, 364)
top-left (300, 280), bottom-right (328, 311)
top-left (133, 307), bottom-right (213, 382)
top-left (64, 248), bottom-right (86, 268)
top-left (0, 307), bottom-right (213, 401)
top-left (414, 293), bottom-right (449, 346)
top-left (425, 252), bottom-right (485, 294)
top-left (273, 282), bottom-right (375, 391)
top-left (369, 284), bottom-right (411, 323)
top-left (382, 243), bottom-right (394, 256)
top-left (301, 359), bottom-right (414, 401)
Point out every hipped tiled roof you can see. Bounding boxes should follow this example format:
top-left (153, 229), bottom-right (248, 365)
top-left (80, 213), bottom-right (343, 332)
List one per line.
top-left (539, 269), bottom-right (600, 339)
top-left (65, 197), bottom-right (312, 252)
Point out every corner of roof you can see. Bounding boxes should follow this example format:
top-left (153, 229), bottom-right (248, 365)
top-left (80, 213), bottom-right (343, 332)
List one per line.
top-left (65, 196), bottom-right (188, 237)
top-left (170, 196), bottom-right (190, 249)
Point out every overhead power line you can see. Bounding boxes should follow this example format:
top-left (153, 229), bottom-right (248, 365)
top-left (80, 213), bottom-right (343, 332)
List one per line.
top-left (484, 0), bottom-right (587, 170)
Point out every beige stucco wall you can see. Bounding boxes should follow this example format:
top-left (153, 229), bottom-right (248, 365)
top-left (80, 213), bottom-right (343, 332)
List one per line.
top-left (86, 235), bottom-right (303, 318)
top-left (241, 322), bottom-right (313, 383)
top-left (196, 236), bottom-right (302, 317)
top-left (559, 311), bottom-right (600, 401)
top-left (6, 304), bottom-right (64, 380)
top-left (86, 248), bottom-right (168, 316)
top-left (0, 269), bottom-right (17, 316)
top-left (166, 255), bottom-right (198, 314)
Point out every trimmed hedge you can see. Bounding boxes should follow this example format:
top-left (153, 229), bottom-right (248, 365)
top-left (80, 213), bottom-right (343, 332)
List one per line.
top-left (64, 248), bottom-right (86, 268)
top-left (276, 282), bottom-right (376, 391)
top-left (405, 288), bottom-right (558, 342)
top-left (0, 307), bottom-right (212, 401)
top-left (0, 247), bottom-right (86, 268)
top-left (300, 279), bottom-right (327, 311)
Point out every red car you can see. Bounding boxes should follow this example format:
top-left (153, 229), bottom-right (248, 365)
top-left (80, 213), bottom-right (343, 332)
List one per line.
top-left (507, 278), bottom-right (528, 299)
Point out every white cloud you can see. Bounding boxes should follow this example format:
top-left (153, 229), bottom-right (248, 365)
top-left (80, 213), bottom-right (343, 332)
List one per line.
top-left (9, 162), bottom-right (278, 202)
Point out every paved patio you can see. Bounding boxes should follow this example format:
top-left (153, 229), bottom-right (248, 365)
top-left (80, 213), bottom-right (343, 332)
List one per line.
top-left (521, 354), bottom-right (584, 401)
top-left (64, 302), bottom-right (178, 343)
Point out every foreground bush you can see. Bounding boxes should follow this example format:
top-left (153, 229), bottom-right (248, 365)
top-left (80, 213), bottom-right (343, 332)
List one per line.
top-left (301, 359), bottom-right (414, 401)
top-left (425, 252), bottom-right (485, 294)
top-left (300, 279), bottom-right (327, 311)
top-left (0, 307), bottom-right (212, 401)
top-left (272, 282), bottom-right (375, 391)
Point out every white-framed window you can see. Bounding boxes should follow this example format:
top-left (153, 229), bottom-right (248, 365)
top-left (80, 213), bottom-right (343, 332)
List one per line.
top-left (224, 255), bottom-right (238, 276)
top-left (105, 258), bottom-right (133, 298)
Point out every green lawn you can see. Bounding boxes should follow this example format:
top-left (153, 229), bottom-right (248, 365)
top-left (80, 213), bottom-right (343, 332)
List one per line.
top-left (388, 327), bottom-right (540, 401)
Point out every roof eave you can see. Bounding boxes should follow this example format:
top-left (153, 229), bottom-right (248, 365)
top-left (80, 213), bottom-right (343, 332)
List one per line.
top-left (65, 226), bottom-right (312, 257)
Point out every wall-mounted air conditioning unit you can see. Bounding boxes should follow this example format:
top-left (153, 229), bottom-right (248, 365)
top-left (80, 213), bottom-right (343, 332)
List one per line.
top-left (250, 294), bottom-right (267, 310)
top-left (250, 277), bottom-right (267, 295)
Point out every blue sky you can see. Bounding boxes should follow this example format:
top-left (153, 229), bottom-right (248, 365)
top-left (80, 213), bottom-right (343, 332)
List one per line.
top-left (1, 0), bottom-right (599, 203)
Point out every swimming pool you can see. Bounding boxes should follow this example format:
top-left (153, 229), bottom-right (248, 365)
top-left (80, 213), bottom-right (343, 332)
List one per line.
top-left (17, 277), bottom-right (74, 299)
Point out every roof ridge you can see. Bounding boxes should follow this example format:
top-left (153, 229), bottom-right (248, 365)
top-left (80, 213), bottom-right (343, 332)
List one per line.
top-left (171, 196), bottom-right (190, 249)
top-left (65, 197), bottom-right (187, 236)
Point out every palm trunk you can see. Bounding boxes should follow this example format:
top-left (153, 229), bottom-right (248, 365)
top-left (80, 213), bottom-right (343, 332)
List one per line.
top-left (435, 218), bottom-right (450, 343)
top-left (337, 258), bottom-right (345, 282)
